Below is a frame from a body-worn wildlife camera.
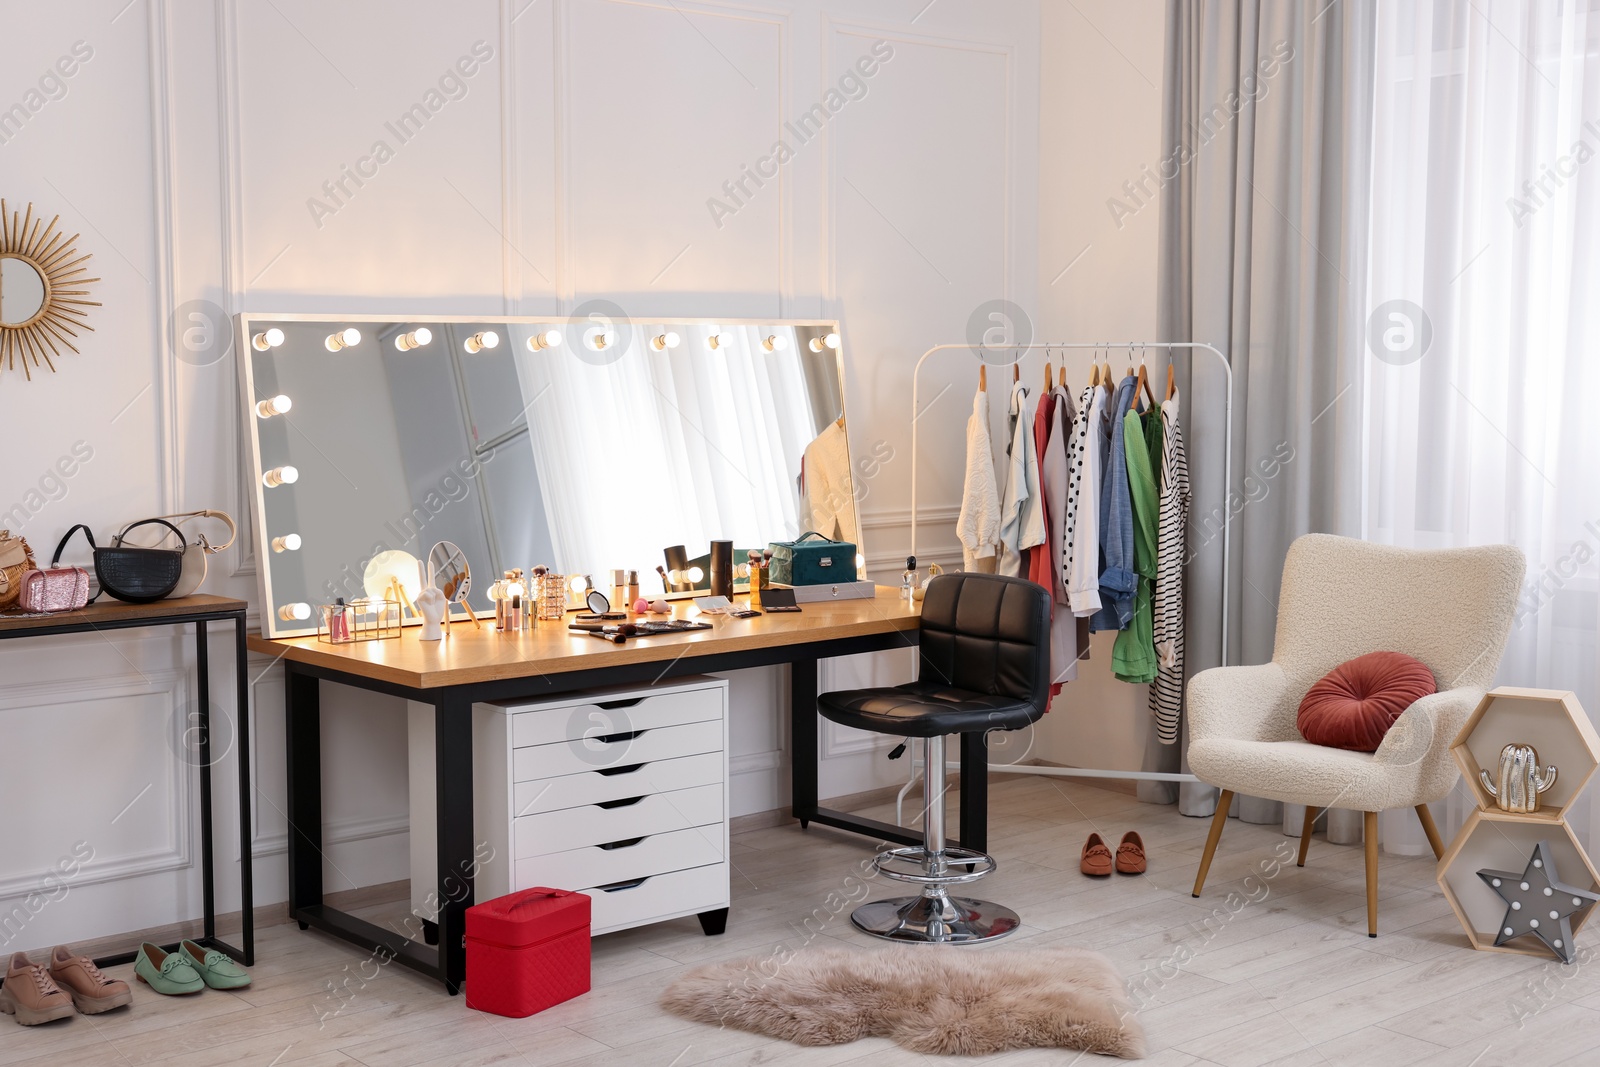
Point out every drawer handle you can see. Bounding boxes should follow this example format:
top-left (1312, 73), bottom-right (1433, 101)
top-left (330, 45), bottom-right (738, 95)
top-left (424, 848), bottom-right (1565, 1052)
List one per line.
top-left (595, 795), bottom-right (646, 809)
top-left (591, 729), bottom-right (644, 745)
top-left (598, 836), bottom-right (646, 851)
top-left (596, 763), bottom-right (646, 778)
top-left (596, 697), bottom-right (644, 710)
top-left (596, 876), bottom-right (649, 893)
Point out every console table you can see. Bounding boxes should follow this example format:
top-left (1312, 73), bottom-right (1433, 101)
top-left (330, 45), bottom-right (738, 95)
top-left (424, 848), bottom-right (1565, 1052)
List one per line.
top-left (249, 588), bottom-right (993, 993)
top-left (0, 595), bottom-right (254, 968)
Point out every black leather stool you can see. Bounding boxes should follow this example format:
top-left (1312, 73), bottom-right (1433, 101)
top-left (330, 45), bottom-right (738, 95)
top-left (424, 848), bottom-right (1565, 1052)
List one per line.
top-left (818, 572), bottom-right (1052, 943)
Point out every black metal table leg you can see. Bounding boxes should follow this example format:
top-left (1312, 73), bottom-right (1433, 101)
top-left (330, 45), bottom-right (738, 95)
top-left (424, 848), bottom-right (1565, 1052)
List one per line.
top-left (434, 693), bottom-right (474, 996)
top-left (789, 658), bottom-right (819, 829)
top-left (195, 620), bottom-right (215, 941)
top-left (959, 731), bottom-right (988, 854)
top-left (234, 614), bottom-right (254, 964)
top-left (286, 665), bottom-right (324, 926)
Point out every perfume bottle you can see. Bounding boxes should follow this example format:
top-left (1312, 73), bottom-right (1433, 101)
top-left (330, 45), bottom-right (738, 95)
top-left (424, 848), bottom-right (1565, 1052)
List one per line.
top-left (747, 550), bottom-right (764, 609)
top-left (901, 555), bottom-right (918, 603)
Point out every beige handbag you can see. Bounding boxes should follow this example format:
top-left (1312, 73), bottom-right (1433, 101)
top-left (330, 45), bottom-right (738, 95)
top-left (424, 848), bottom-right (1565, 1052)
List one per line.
top-left (116, 510), bottom-right (237, 599)
top-left (0, 529), bottom-right (37, 609)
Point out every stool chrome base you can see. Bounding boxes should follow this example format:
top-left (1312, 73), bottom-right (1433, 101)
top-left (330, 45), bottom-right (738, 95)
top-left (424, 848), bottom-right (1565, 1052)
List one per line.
top-left (850, 887), bottom-right (1020, 944)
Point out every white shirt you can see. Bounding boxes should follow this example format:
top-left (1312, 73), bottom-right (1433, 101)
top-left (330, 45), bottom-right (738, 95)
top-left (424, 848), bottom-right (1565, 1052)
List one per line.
top-left (800, 420), bottom-right (858, 545)
top-left (998, 381), bottom-right (1046, 577)
top-left (956, 387), bottom-right (1002, 569)
top-left (1063, 383), bottom-right (1105, 614)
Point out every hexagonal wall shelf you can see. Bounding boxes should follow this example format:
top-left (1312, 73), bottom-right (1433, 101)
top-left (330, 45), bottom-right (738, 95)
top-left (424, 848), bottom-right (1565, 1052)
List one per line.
top-left (1437, 809), bottom-right (1600, 958)
top-left (1451, 687), bottom-right (1600, 819)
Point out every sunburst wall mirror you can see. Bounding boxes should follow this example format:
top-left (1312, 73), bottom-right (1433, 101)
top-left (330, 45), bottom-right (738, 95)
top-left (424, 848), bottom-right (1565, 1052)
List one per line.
top-left (0, 200), bottom-right (99, 380)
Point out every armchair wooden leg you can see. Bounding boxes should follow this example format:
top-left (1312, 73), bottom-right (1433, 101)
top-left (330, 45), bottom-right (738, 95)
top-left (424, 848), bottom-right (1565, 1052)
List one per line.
top-left (1192, 789), bottom-right (1235, 898)
top-left (1364, 810), bottom-right (1379, 938)
top-left (1415, 803), bottom-right (1446, 860)
top-left (1298, 806), bottom-right (1320, 868)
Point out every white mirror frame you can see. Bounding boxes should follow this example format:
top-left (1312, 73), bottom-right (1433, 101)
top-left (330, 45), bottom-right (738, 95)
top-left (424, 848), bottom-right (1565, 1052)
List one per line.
top-left (236, 312), bottom-right (853, 638)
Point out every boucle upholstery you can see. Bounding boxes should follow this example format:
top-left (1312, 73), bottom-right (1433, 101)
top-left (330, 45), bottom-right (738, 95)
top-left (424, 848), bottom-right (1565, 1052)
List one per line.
top-left (1187, 534), bottom-right (1524, 811)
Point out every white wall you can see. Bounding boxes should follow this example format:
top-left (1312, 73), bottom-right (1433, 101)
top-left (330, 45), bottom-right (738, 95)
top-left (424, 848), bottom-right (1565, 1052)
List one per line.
top-left (1030, 0), bottom-right (1168, 774)
top-left (0, 0), bottom-right (1049, 950)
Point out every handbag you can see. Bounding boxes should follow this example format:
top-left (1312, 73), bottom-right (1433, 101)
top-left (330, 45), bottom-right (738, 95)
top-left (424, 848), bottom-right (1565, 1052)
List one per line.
top-left (0, 529), bottom-right (36, 609)
top-left (56, 520), bottom-right (186, 604)
top-left (116, 510), bottom-right (237, 598)
top-left (767, 531), bottom-right (859, 586)
top-left (18, 533), bottom-right (91, 613)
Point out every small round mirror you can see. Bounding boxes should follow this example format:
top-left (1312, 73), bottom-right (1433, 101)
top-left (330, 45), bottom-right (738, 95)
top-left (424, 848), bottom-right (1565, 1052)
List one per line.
top-left (0, 255), bottom-right (47, 326)
top-left (585, 588), bottom-right (610, 614)
top-left (428, 540), bottom-right (470, 602)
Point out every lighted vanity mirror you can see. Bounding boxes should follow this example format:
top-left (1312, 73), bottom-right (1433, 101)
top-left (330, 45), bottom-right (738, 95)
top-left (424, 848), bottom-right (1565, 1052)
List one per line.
top-left (238, 314), bottom-right (856, 637)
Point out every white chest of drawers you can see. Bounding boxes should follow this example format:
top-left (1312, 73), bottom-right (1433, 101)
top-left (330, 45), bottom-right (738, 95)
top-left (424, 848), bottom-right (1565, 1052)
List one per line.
top-left (467, 676), bottom-right (730, 936)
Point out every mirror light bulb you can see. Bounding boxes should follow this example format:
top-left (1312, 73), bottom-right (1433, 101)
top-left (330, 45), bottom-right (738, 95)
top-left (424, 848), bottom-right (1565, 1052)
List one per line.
top-left (262, 465), bottom-right (299, 488)
top-left (687, 566), bottom-right (705, 583)
top-left (824, 332), bottom-right (840, 349)
top-left (570, 574), bottom-right (587, 593)
top-left (255, 394), bottom-right (293, 419)
top-left (585, 328), bottom-right (616, 351)
top-left (856, 553), bottom-right (866, 570)
top-left (395, 327), bottom-right (433, 350)
top-left (252, 328), bottom-right (285, 351)
top-left (650, 331), bottom-right (681, 351)
top-left (762, 334), bottom-right (789, 352)
top-left (527, 328), bottom-right (562, 351)
top-left (464, 330), bottom-right (500, 353)
top-left (809, 337), bottom-right (826, 352)
top-left (325, 328), bottom-right (361, 351)
top-left (707, 330), bottom-right (733, 350)
top-left (278, 602), bottom-right (312, 622)
top-left (271, 533), bottom-right (302, 553)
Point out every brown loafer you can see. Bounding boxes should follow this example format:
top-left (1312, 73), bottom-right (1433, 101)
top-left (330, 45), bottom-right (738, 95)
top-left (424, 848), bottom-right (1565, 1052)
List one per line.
top-left (1081, 833), bottom-right (1113, 877)
top-left (1115, 831), bottom-right (1147, 875)
top-left (49, 946), bottom-right (132, 1014)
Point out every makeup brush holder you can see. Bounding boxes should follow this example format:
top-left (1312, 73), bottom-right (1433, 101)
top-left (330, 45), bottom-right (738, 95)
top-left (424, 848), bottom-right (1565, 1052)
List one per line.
top-left (537, 573), bottom-right (567, 621)
top-left (317, 598), bottom-right (400, 644)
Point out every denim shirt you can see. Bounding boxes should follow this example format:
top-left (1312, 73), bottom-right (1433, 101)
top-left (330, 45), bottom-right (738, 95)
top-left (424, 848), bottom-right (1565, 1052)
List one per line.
top-left (1090, 374), bottom-right (1139, 631)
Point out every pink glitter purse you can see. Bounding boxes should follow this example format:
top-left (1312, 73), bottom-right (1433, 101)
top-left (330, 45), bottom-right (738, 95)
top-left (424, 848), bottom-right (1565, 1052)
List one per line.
top-left (16, 530), bottom-right (91, 613)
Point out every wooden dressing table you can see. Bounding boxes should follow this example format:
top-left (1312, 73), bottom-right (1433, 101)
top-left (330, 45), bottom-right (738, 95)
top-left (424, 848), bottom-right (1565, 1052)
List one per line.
top-left (249, 588), bottom-right (995, 993)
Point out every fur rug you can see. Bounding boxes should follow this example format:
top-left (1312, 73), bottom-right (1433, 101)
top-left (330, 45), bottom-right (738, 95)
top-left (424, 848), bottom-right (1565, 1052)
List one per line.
top-left (659, 944), bottom-right (1144, 1058)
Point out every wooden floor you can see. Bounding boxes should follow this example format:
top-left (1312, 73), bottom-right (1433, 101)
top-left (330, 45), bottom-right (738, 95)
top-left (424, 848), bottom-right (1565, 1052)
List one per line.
top-left (3, 775), bottom-right (1598, 1066)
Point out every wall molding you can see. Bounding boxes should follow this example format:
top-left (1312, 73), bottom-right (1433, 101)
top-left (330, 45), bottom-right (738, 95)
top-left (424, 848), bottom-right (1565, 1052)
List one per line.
top-left (0, 670), bottom-right (194, 900)
top-left (730, 749), bottom-right (783, 777)
top-left (251, 811), bottom-right (410, 860)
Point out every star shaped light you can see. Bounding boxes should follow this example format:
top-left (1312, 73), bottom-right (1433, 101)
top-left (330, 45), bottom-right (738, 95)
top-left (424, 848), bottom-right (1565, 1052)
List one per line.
top-left (1478, 840), bottom-right (1600, 964)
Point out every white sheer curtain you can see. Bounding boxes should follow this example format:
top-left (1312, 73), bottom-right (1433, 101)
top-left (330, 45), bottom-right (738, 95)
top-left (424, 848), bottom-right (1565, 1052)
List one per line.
top-left (515, 324), bottom-right (817, 579)
top-left (1365, 0), bottom-right (1600, 852)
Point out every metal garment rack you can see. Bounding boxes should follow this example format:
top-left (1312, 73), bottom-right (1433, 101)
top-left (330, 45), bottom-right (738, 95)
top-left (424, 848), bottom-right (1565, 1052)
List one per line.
top-left (908, 341), bottom-right (1234, 787)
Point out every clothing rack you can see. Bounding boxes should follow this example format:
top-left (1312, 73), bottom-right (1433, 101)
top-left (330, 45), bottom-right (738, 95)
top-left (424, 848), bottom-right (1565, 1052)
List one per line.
top-left (907, 341), bottom-right (1233, 788)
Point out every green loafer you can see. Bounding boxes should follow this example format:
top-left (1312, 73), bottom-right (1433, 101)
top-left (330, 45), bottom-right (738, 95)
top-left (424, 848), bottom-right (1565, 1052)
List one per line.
top-left (133, 943), bottom-right (204, 995)
top-left (179, 941), bottom-right (251, 990)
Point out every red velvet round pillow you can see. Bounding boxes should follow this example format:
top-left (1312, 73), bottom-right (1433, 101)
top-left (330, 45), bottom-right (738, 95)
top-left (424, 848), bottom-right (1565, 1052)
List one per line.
top-left (1296, 651), bottom-right (1437, 752)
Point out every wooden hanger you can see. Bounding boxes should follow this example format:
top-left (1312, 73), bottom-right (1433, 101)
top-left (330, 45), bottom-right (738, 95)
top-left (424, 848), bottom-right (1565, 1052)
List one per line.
top-left (1134, 347), bottom-right (1156, 412)
top-left (1012, 362), bottom-right (1019, 384)
top-left (979, 362), bottom-right (987, 391)
top-left (1165, 363), bottom-right (1176, 401)
top-left (1044, 359), bottom-right (1053, 393)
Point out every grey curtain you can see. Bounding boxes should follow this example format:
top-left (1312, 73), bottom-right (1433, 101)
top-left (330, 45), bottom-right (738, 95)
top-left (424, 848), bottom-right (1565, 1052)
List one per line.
top-left (1141, 0), bottom-right (1375, 817)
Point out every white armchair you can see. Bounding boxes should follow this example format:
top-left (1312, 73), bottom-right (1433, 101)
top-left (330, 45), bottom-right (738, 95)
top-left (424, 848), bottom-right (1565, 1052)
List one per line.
top-left (1187, 534), bottom-right (1524, 936)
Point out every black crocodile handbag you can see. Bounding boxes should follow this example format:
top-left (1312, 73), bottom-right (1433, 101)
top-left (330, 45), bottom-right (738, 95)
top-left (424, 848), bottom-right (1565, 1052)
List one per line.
top-left (54, 519), bottom-right (186, 603)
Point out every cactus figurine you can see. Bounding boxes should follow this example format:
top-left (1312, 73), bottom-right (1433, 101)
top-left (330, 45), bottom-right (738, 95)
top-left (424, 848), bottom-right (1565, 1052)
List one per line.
top-left (1481, 743), bottom-right (1559, 813)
